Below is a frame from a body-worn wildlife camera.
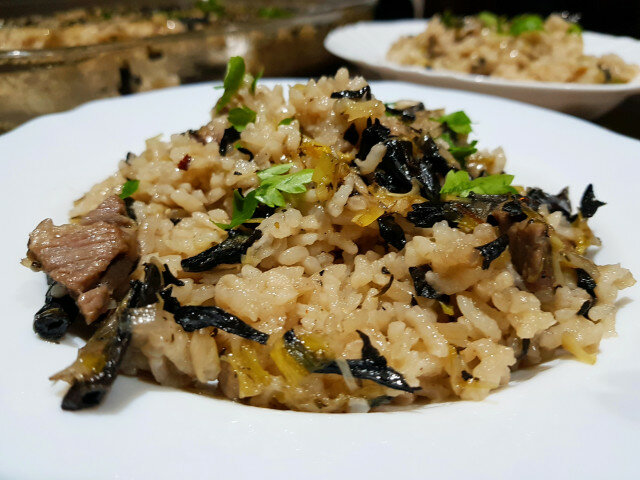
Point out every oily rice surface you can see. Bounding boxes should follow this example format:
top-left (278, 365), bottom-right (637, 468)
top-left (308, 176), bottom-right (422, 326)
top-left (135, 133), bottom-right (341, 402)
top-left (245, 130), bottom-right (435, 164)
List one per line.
top-left (387, 14), bottom-right (638, 84)
top-left (70, 69), bottom-right (634, 412)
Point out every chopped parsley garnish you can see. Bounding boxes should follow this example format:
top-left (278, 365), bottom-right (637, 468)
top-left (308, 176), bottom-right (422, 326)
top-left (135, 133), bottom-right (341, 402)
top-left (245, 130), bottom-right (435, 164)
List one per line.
top-left (250, 69), bottom-right (263, 94)
top-left (119, 179), bottom-right (139, 199)
top-left (440, 132), bottom-right (478, 161)
top-left (215, 164), bottom-right (314, 229)
top-left (509, 14), bottom-right (544, 36)
top-left (196, 0), bottom-right (225, 15)
top-left (258, 7), bottom-right (293, 19)
top-left (440, 10), bottom-right (463, 28)
top-left (228, 106), bottom-right (256, 132)
top-left (436, 111), bottom-right (473, 135)
top-left (477, 11), bottom-right (498, 29)
top-left (278, 117), bottom-right (294, 126)
top-left (215, 56), bottom-right (245, 113)
top-left (440, 170), bottom-right (517, 197)
top-left (567, 22), bottom-right (583, 34)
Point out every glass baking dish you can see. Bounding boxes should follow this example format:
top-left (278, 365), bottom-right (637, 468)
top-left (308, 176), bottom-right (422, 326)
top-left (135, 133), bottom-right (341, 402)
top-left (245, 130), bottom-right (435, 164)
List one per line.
top-left (0, 0), bottom-right (375, 132)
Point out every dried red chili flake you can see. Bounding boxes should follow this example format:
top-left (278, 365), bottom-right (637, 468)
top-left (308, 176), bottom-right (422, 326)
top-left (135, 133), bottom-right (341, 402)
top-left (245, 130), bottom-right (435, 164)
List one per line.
top-left (178, 155), bottom-right (192, 171)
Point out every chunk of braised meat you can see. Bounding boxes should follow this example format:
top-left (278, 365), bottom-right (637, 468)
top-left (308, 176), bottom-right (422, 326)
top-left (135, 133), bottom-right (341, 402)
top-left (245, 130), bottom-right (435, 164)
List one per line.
top-left (506, 218), bottom-right (554, 293)
top-left (26, 195), bottom-right (138, 323)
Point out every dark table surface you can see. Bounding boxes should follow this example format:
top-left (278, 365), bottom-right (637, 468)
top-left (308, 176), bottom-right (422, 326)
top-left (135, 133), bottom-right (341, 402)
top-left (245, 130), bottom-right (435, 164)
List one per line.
top-left (594, 95), bottom-right (640, 140)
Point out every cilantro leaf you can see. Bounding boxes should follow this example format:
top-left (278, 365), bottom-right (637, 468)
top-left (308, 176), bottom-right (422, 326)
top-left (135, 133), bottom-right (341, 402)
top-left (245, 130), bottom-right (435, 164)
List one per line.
top-left (258, 7), bottom-right (293, 19)
top-left (216, 190), bottom-right (259, 230)
top-left (477, 11), bottom-right (498, 29)
top-left (440, 132), bottom-right (478, 165)
top-left (440, 171), bottom-right (517, 197)
top-left (250, 69), bottom-right (263, 94)
top-left (256, 163), bottom-right (293, 181)
top-left (228, 106), bottom-right (256, 132)
top-left (510, 14), bottom-right (544, 36)
top-left (219, 164), bottom-right (314, 227)
top-left (567, 22), bottom-right (582, 34)
top-left (119, 179), bottom-right (139, 199)
top-left (196, 0), bottom-right (225, 15)
top-left (215, 56), bottom-right (246, 113)
top-left (436, 111), bottom-right (472, 135)
top-left (278, 117), bottom-right (294, 126)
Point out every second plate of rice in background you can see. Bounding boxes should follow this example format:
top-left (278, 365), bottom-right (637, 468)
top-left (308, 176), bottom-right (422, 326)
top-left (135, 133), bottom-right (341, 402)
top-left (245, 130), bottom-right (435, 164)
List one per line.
top-left (325, 15), bottom-right (640, 118)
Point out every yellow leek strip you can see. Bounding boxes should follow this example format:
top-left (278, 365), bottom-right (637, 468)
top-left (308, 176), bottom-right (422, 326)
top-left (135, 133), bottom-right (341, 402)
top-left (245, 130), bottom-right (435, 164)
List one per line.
top-left (224, 344), bottom-right (271, 398)
top-left (352, 205), bottom-right (385, 227)
top-left (270, 337), bottom-right (308, 385)
top-left (561, 333), bottom-right (597, 365)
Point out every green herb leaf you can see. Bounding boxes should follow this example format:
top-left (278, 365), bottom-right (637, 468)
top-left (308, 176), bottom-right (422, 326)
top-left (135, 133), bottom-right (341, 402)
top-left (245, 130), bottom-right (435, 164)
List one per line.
top-left (510, 14), bottom-right (544, 36)
top-left (477, 11), bottom-right (498, 28)
top-left (278, 117), bottom-right (294, 126)
top-left (268, 170), bottom-right (314, 194)
top-left (258, 7), bottom-right (293, 19)
top-left (217, 190), bottom-right (259, 230)
top-left (441, 133), bottom-right (478, 161)
top-left (215, 56), bottom-right (246, 113)
top-left (254, 187), bottom-right (285, 208)
top-left (436, 111), bottom-right (473, 135)
top-left (440, 10), bottom-right (462, 28)
top-left (440, 171), bottom-right (517, 197)
top-left (228, 106), bottom-right (256, 132)
top-left (256, 163), bottom-right (293, 181)
top-left (567, 22), bottom-right (582, 34)
top-left (250, 69), bottom-right (263, 94)
top-left (119, 179), bottom-right (139, 199)
top-left (196, 0), bottom-right (225, 15)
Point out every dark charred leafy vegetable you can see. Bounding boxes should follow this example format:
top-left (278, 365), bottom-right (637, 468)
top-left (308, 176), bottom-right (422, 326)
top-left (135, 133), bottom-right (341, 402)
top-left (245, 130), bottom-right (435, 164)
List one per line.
top-left (577, 298), bottom-right (593, 319)
top-left (527, 187), bottom-right (572, 219)
top-left (377, 214), bottom-right (407, 250)
top-left (181, 229), bottom-right (262, 272)
top-left (407, 202), bottom-right (453, 228)
top-left (374, 139), bottom-right (414, 193)
top-left (520, 338), bottom-right (530, 359)
top-left (159, 287), bottom-right (181, 314)
top-left (461, 370), bottom-right (474, 381)
top-left (501, 200), bottom-right (527, 222)
top-left (52, 296), bottom-right (133, 410)
top-left (119, 179), bottom-right (139, 199)
top-left (475, 234), bottom-right (509, 269)
top-left (128, 262), bottom-right (162, 308)
top-left (357, 118), bottom-right (390, 160)
top-left (162, 264), bottom-right (184, 287)
top-left (219, 127), bottom-right (241, 155)
top-left (385, 102), bottom-right (425, 122)
top-left (343, 123), bottom-right (359, 145)
top-left (576, 268), bottom-right (597, 297)
top-left (236, 146), bottom-right (254, 160)
top-left (409, 265), bottom-right (449, 303)
top-left (378, 275), bottom-right (394, 296)
top-left (123, 197), bottom-right (136, 220)
top-left (173, 306), bottom-right (269, 344)
top-left (33, 282), bottom-right (78, 341)
top-left (315, 330), bottom-right (420, 393)
top-left (416, 135), bottom-right (452, 177)
top-left (330, 85), bottom-right (371, 101)
top-left (579, 184), bottom-right (605, 219)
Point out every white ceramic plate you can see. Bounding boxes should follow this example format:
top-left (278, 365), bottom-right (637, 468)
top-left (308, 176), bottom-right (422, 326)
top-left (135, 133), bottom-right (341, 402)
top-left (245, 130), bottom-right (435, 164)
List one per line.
top-left (325, 19), bottom-right (640, 118)
top-left (1, 80), bottom-right (639, 480)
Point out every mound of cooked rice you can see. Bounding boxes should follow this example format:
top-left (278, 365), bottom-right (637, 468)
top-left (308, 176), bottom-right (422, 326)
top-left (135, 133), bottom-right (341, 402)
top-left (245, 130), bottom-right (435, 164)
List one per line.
top-left (26, 62), bottom-right (635, 413)
top-left (387, 13), bottom-right (638, 84)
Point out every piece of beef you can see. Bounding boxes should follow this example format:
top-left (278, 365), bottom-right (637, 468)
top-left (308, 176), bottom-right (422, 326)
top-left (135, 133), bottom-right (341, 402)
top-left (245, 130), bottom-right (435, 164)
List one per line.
top-left (27, 196), bottom-right (138, 323)
top-left (80, 195), bottom-right (133, 228)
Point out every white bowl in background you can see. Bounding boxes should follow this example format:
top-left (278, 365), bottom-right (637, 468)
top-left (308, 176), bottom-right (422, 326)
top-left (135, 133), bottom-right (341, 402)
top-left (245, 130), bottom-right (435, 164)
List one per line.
top-left (325, 19), bottom-right (640, 118)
